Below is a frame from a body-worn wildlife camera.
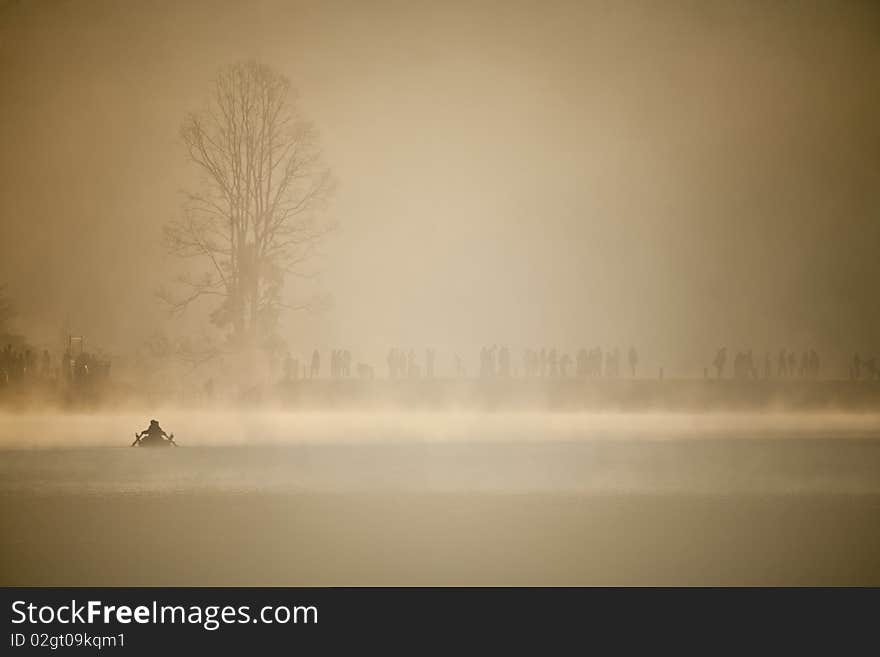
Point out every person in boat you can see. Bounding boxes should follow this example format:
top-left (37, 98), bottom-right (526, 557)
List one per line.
top-left (138, 419), bottom-right (170, 445)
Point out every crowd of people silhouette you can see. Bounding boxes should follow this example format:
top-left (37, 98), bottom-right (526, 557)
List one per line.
top-left (852, 353), bottom-right (879, 381)
top-left (279, 346), bottom-right (645, 381)
top-left (274, 345), bottom-right (880, 383)
top-left (4, 339), bottom-right (880, 394)
top-left (0, 344), bottom-right (45, 385)
top-left (0, 342), bottom-right (110, 388)
top-left (512, 346), bottom-right (637, 379)
top-left (330, 349), bottom-right (352, 378)
top-left (386, 348), bottom-right (425, 379)
top-left (711, 348), bottom-right (824, 380)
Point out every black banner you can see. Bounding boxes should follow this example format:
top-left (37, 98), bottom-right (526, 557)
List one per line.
top-left (1, 588), bottom-right (876, 653)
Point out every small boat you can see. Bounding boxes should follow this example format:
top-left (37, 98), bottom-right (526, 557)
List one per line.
top-left (131, 432), bottom-right (177, 447)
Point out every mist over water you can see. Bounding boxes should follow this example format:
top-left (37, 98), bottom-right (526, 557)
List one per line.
top-left (3, 410), bottom-right (880, 496)
top-left (4, 409), bottom-right (880, 449)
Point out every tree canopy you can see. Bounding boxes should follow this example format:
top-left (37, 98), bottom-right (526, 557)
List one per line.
top-left (162, 61), bottom-right (334, 352)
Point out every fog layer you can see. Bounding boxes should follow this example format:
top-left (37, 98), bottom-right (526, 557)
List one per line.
top-left (1, 0), bottom-right (878, 374)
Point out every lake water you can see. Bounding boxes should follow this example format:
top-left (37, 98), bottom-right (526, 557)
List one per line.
top-left (2, 411), bottom-right (880, 585)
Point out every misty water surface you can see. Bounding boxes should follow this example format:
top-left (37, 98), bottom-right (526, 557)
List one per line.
top-left (2, 411), bottom-right (880, 495)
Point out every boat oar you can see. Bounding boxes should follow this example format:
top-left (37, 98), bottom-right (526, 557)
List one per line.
top-left (130, 432), bottom-right (142, 447)
top-left (167, 433), bottom-right (178, 447)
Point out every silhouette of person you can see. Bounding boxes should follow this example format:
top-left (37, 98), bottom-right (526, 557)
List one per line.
top-left (387, 348), bottom-right (397, 379)
top-left (628, 347), bottom-right (638, 378)
top-left (407, 349), bottom-right (417, 378)
top-left (138, 419), bottom-right (170, 445)
top-left (426, 348), bottom-right (435, 379)
top-left (575, 348), bottom-right (585, 377)
top-left (310, 349), bottom-right (320, 378)
top-left (498, 346), bottom-right (510, 377)
top-left (397, 348), bottom-right (406, 378)
top-left (713, 347), bottom-right (727, 379)
top-left (559, 353), bottom-right (571, 377)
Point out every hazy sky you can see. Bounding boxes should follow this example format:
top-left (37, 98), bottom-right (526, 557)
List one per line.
top-left (0, 0), bottom-right (878, 375)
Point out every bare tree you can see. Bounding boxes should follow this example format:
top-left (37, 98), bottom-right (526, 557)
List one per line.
top-left (162, 61), bottom-right (334, 351)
